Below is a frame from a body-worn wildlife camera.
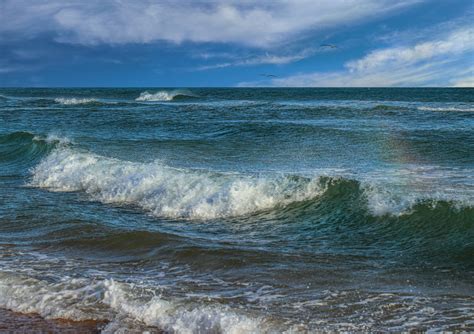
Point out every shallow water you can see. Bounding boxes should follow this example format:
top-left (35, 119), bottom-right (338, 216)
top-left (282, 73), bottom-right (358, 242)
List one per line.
top-left (0, 88), bottom-right (473, 332)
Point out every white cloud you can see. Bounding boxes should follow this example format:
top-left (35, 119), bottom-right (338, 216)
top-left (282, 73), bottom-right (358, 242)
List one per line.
top-left (451, 77), bottom-right (474, 87)
top-left (346, 28), bottom-right (473, 72)
top-left (243, 26), bottom-right (474, 87)
top-left (1, 0), bottom-right (421, 47)
top-left (197, 49), bottom-right (317, 70)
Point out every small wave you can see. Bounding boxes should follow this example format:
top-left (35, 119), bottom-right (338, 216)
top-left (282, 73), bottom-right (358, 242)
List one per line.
top-left (0, 131), bottom-right (70, 147)
top-left (103, 279), bottom-right (264, 333)
top-left (135, 90), bottom-right (196, 102)
top-left (0, 132), bottom-right (70, 170)
top-left (54, 97), bottom-right (98, 105)
top-left (418, 106), bottom-right (474, 112)
top-left (0, 272), bottom-right (265, 333)
top-left (370, 104), bottom-right (408, 111)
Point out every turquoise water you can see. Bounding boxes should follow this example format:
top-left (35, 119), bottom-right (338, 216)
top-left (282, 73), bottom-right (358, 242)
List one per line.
top-left (0, 88), bottom-right (473, 332)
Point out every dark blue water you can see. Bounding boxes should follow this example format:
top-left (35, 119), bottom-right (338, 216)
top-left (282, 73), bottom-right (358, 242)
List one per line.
top-left (0, 88), bottom-right (473, 332)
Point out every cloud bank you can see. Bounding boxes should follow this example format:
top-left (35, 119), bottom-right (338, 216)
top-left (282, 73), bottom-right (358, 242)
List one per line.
top-left (1, 0), bottom-right (420, 47)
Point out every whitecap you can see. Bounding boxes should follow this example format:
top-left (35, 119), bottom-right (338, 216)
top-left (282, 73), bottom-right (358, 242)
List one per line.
top-left (54, 97), bottom-right (98, 105)
top-left (417, 106), bottom-right (474, 112)
top-left (30, 148), bottom-right (324, 220)
top-left (135, 90), bottom-right (196, 102)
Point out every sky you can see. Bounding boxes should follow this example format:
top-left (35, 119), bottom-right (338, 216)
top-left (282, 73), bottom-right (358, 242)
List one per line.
top-left (0, 0), bottom-right (473, 87)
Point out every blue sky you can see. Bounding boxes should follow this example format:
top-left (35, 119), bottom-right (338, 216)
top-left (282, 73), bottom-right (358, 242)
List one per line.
top-left (0, 0), bottom-right (473, 87)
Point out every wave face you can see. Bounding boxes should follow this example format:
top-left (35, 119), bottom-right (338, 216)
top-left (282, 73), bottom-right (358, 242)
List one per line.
top-left (0, 131), bottom-right (69, 174)
top-left (135, 90), bottom-right (196, 101)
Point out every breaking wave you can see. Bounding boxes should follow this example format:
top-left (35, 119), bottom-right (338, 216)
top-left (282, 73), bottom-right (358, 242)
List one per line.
top-left (30, 148), bottom-right (325, 219)
top-left (417, 106), bottom-right (474, 112)
top-left (0, 131), bottom-right (469, 220)
top-left (54, 97), bottom-right (98, 105)
top-left (26, 144), bottom-right (473, 220)
top-left (135, 90), bottom-right (197, 102)
top-left (0, 272), bottom-right (266, 333)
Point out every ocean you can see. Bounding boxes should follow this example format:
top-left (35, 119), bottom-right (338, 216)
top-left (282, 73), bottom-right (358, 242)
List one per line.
top-left (0, 88), bottom-right (473, 332)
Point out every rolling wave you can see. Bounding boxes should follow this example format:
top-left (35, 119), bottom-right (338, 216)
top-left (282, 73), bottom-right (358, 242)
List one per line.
top-left (1, 131), bottom-right (471, 220)
top-left (27, 143), bottom-right (473, 220)
top-left (30, 148), bottom-right (325, 219)
top-left (135, 90), bottom-right (197, 102)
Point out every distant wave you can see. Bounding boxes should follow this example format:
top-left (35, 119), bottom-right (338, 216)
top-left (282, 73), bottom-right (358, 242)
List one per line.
top-left (135, 90), bottom-right (197, 102)
top-left (54, 97), bottom-right (98, 105)
top-left (418, 106), bottom-right (474, 112)
top-left (370, 104), bottom-right (409, 111)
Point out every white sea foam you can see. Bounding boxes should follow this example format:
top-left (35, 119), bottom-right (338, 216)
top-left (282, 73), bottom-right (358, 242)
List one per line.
top-left (32, 133), bottom-right (72, 145)
top-left (417, 106), bottom-right (474, 112)
top-left (360, 166), bottom-right (474, 216)
top-left (0, 272), bottom-right (107, 321)
top-left (0, 272), bottom-right (266, 333)
top-left (135, 90), bottom-right (195, 102)
top-left (54, 97), bottom-right (98, 105)
top-left (30, 148), bottom-right (324, 219)
top-left (102, 279), bottom-right (264, 333)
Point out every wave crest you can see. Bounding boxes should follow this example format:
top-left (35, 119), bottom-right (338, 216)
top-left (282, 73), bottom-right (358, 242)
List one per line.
top-left (135, 90), bottom-right (196, 102)
top-left (54, 98), bottom-right (98, 105)
top-left (0, 132), bottom-right (71, 170)
top-left (417, 106), bottom-right (474, 112)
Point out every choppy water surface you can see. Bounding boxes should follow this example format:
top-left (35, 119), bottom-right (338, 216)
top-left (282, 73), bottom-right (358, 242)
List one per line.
top-left (0, 88), bottom-right (473, 332)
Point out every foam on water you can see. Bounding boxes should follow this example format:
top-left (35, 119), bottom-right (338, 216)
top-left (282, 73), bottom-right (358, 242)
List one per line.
top-left (135, 90), bottom-right (196, 102)
top-left (417, 106), bottom-right (474, 112)
top-left (360, 166), bottom-right (474, 216)
top-left (0, 272), bottom-right (266, 333)
top-left (102, 280), bottom-right (265, 333)
top-left (54, 97), bottom-right (98, 105)
top-left (30, 148), bottom-right (325, 219)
